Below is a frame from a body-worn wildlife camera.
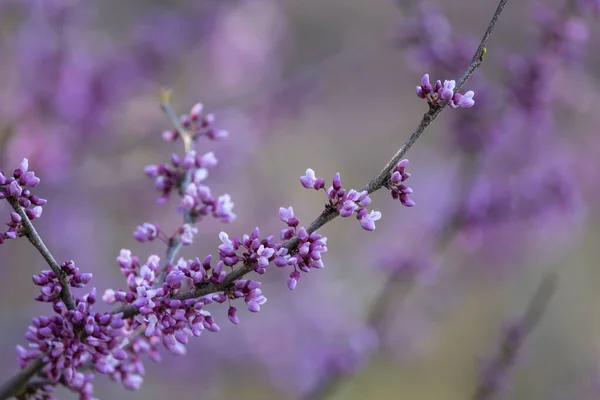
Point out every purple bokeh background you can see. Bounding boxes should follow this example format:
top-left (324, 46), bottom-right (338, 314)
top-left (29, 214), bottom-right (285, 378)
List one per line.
top-left (1, 0), bottom-right (600, 399)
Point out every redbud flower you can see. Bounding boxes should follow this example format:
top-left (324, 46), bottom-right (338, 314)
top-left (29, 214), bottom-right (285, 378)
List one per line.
top-left (162, 103), bottom-right (229, 143)
top-left (416, 73), bottom-right (475, 108)
top-left (18, 261), bottom-right (132, 398)
top-left (0, 158), bottom-right (46, 244)
top-left (133, 223), bottom-right (159, 242)
top-left (357, 209), bottom-right (382, 231)
top-left (388, 159), bottom-right (415, 207)
top-left (300, 169), bottom-right (325, 190)
top-left (300, 169), bottom-right (383, 231)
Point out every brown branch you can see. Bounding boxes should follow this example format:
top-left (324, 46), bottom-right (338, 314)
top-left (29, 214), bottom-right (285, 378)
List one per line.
top-left (0, 358), bottom-right (45, 399)
top-left (4, 196), bottom-right (76, 311)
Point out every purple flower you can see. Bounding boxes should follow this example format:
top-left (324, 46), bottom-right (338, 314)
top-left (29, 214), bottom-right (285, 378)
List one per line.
top-left (162, 102), bottom-right (229, 143)
top-left (18, 263), bottom-right (133, 398)
top-left (451, 91), bottom-right (475, 108)
top-left (416, 74), bottom-right (475, 108)
top-left (215, 194), bottom-right (236, 223)
top-left (303, 171), bottom-right (383, 231)
top-left (228, 306), bottom-right (240, 324)
top-left (0, 158), bottom-right (47, 244)
top-left (179, 223), bottom-right (198, 245)
top-left (388, 159), bottom-right (415, 207)
top-left (133, 223), bottom-right (159, 242)
top-left (357, 209), bottom-right (382, 231)
top-left (300, 168), bottom-right (317, 189)
top-left (300, 168), bottom-right (325, 190)
top-left (279, 206), bottom-right (299, 227)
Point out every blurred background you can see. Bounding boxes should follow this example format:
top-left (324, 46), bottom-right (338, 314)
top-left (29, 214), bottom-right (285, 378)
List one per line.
top-left (1, 0), bottom-right (599, 399)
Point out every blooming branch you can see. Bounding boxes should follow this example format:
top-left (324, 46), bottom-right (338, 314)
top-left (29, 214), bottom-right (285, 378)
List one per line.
top-left (0, 0), bottom-right (510, 398)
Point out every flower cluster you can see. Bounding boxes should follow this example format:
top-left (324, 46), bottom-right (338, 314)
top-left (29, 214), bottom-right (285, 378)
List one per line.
top-left (276, 207), bottom-right (328, 290)
top-left (133, 222), bottom-right (160, 243)
top-left (300, 169), bottom-right (383, 231)
top-left (162, 102), bottom-right (229, 143)
top-left (144, 149), bottom-right (234, 223)
top-left (0, 158), bottom-right (46, 244)
top-left (19, 261), bottom-right (128, 398)
top-left (181, 157), bottom-right (236, 223)
top-left (104, 250), bottom-right (220, 356)
top-left (144, 148), bottom-right (235, 223)
top-left (228, 279), bottom-right (267, 322)
top-left (212, 205), bottom-right (329, 295)
top-left (387, 159), bottom-right (415, 207)
top-left (218, 229), bottom-right (276, 275)
top-left (416, 73), bottom-right (475, 109)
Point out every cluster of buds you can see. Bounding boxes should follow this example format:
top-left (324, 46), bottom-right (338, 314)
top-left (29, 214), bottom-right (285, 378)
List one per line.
top-left (162, 102), bottom-right (229, 142)
top-left (387, 159), bottom-right (415, 207)
top-left (19, 261), bottom-right (131, 398)
top-left (301, 169), bottom-right (383, 231)
top-left (276, 207), bottom-right (328, 290)
top-left (104, 251), bottom-right (220, 357)
top-left (416, 73), bottom-right (475, 108)
top-left (0, 158), bottom-right (46, 244)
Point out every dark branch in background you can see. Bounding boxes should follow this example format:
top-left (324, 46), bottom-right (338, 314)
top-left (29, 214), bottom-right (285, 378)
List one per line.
top-left (0, 0), bottom-right (509, 395)
top-left (472, 270), bottom-right (558, 400)
top-left (4, 196), bottom-right (76, 311)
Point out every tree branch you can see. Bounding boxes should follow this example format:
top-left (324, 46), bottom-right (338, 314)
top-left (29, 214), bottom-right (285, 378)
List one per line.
top-left (0, 358), bottom-right (45, 400)
top-left (5, 196), bottom-right (76, 311)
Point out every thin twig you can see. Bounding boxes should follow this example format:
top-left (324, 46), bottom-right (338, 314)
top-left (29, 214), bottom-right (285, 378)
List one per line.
top-left (0, 357), bottom-right (45, 399)
top-left (4, 196), bottom-right (76, 311)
